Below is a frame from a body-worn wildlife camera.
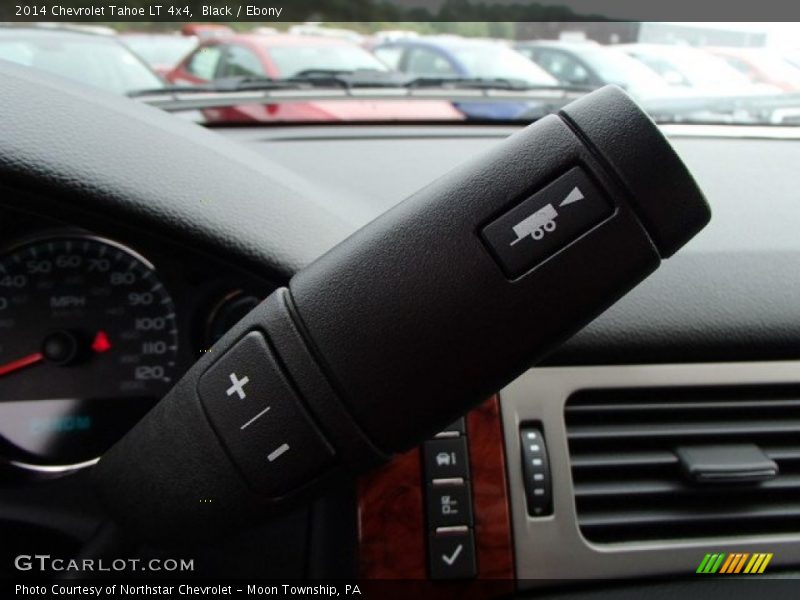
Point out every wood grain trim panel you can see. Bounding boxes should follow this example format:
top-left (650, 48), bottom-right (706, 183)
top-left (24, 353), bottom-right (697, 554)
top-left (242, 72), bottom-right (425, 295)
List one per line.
top-left (358, 396), bottom-right (514, 583)
top-left (468, 397), bottom-right (515, 580)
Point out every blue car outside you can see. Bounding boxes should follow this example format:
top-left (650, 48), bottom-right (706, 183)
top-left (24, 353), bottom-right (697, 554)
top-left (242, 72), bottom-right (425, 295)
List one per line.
top-left (372, 37), bottom-right (561, 120)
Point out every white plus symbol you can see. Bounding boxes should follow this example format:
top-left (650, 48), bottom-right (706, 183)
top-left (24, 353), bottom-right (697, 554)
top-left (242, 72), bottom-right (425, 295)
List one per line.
top-left (226, 372), bottom-right (250, 400)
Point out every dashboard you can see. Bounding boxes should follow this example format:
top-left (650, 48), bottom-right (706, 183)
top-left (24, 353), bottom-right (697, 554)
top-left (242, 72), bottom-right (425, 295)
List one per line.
top-left (3, 119), bottom-right (800, 587)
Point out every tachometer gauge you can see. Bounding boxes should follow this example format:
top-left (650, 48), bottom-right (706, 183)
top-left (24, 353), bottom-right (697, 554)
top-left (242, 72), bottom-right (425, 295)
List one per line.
top-left (0, 235), bottom-right (179, 469)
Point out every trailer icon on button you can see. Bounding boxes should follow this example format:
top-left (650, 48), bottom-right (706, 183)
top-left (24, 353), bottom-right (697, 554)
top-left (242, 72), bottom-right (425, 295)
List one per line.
top-left (510, 203), bottom-right (558, 245)
top-left (481, 167), bottom-right (612, 278)
top-left (509, 187), bottom-right (585, 246)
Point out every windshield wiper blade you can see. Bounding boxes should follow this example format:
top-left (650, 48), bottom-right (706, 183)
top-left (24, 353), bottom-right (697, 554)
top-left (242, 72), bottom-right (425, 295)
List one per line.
top-left (127, 74), bottom-right (594, 115)
top-left (129, 74), bottom-right (598, 99)
top-left (128, 77), bottom-right (305, 98)
top-left (405, 76), bottom-right (597, 93)
top-left (129, 71), bottom-right (409, 98)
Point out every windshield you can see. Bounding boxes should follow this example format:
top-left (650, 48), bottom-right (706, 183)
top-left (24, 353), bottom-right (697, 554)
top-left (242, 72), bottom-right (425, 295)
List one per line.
top-left (577, 46), bottom-right (670, 94)
top-left (268, 45), bottom-right (390, 77)
top-left (748, 53), bottom-right (800, 83)
top-left (623, 46), bottom-right (755, 90)
top-left (0, 33), bottom-right (162, 94)
top-left (449, 44), bottom-right (557, 85)
top-left (121, 35), bottom-right (197, 68)
top-left (6, 22), bottom-right (800, 127)
top-left (717, 49), bottom-right (800, 87)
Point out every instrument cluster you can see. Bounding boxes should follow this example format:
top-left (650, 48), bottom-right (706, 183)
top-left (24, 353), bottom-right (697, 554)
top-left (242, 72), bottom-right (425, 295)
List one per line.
top-left (0, 210), bottom-right (276, 473)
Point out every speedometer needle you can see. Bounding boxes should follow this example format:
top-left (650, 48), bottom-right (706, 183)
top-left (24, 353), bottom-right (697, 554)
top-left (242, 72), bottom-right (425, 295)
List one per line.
top-left (0, 352), bottom-right (44, 378)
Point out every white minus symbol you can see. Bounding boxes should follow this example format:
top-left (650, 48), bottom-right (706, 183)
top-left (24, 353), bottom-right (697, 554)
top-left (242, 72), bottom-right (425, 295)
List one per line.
top-left (268, 443), bottom-right (290, 462)
top-left (240, 406), bottom-right (271, 430)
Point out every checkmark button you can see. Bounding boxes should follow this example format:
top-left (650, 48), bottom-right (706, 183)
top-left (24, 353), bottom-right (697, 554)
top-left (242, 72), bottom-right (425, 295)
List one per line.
top-left (442, 543), bottom-right (464, 566)
top-left (428, 530), bottom-right (476, 580)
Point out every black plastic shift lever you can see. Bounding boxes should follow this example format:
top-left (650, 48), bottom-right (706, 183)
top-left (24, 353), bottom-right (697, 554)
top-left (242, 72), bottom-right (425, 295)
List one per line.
top-left (93, 86), bottom-right (710, 540)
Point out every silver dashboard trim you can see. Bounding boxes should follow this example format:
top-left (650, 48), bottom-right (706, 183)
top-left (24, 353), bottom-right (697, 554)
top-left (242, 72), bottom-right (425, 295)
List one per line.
top-left (6, 457), bottom-right (100, 474)
top-left (499, 360), bottom-right (800, 584)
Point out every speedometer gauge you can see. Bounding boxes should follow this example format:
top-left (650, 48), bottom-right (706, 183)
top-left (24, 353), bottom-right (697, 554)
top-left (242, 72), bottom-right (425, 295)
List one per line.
top-left (0, 235), bottom-right (179, 469)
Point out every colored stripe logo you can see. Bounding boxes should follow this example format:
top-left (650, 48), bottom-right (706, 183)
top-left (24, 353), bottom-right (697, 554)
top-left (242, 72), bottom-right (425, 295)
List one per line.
top-left (696, 552), bottom-right (773, 574)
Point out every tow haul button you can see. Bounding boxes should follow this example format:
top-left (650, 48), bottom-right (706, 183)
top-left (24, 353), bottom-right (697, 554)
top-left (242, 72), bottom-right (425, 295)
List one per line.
top-left (481, 166), bottom-right (612, 278)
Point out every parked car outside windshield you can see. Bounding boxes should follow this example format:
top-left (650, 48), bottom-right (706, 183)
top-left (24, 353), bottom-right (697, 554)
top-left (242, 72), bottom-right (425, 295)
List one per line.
top-left (166, 33), bottom-right (463, 123)
top-left (0, 27), bottom-right (163, 94)
top-left (372, 37), bottom-right (560, 119)
top-left (374, 37), bottom-right (556, 86)
top-left (515, 41), bottom-right (672, 100)
top-left (707, 47), bottom-right (800, 92)
top-left (168, 34), bottom-right (391, 85)
top-left (618, 43), bottom-right (768, 94)
top-left (5, 23), bottom-right (800, 127)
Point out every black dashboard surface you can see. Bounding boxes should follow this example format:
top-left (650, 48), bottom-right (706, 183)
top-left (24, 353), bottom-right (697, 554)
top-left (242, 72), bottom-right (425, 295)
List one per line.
top-left (221, 125), bottom-right (800, 365)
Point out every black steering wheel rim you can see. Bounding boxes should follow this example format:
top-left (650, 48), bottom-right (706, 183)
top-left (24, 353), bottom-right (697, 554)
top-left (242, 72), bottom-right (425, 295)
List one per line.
top-left (0, 61), bottom-right (356, 283)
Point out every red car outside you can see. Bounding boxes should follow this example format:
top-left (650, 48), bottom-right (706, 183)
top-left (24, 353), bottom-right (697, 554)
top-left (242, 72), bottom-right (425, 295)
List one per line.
top-left (708, 47), bottom-right (800, 92)
top-left (166, 34), bottom-right (464, 123)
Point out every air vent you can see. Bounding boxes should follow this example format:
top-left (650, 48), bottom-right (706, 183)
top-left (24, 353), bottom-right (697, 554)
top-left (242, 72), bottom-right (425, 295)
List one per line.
top-left (565, 385), bottom-right (800, 544)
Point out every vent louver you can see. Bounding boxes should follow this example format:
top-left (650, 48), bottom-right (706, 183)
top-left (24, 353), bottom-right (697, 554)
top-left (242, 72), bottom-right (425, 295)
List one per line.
top-left (565, 386), bottom-right (800, 543)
